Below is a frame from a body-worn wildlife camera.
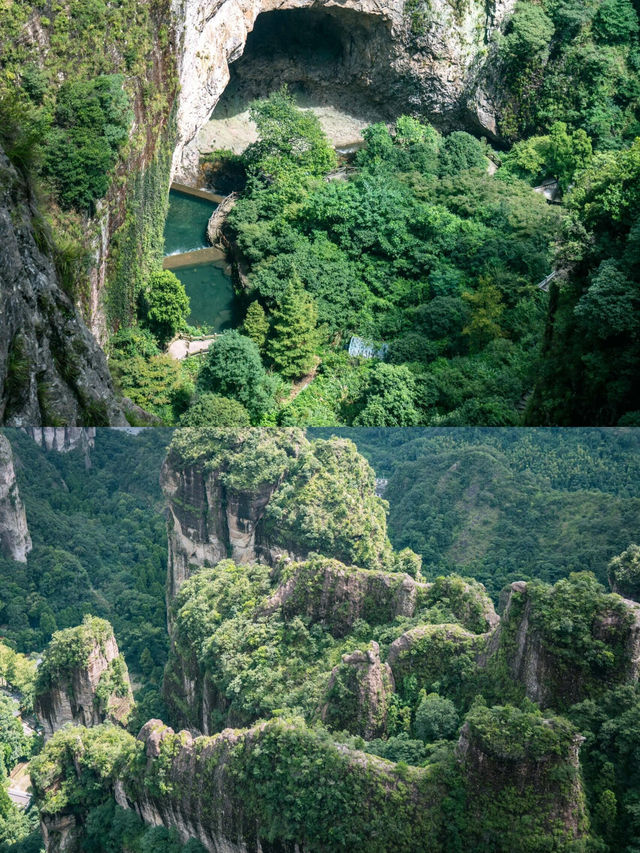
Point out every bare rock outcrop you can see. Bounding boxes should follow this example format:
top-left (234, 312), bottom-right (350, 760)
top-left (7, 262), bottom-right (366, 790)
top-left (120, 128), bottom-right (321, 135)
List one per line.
top-left (0, 434), bottom-right (32, 562)
top-left (24, 427), bottom-right (96, 455)
top-left (35, 616), bottom-right (133, 740)
top-left (322, 641), bottom-right (395, 738)
top-left (170, 0), bottom-right (518, 180)
top-left (206, 192), bottom-right (237, 246)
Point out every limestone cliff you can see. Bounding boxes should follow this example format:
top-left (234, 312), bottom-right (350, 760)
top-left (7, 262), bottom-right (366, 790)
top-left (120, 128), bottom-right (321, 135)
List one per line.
top-left (33, 710), bottom-right (588, 852)
top-left (163, 555), bottom-right (497, 735)
top-left (161, 430), bottom-right (393, 599)
top-left (489, 577), bottom-right (640, 708)
top-left (322, 641), bottom-right (395, 738)
top-left (0, 434), bottom-right (32, 562)
top-left (170, 0), bottom-right (517, 180)
top-left (24, 427), bottom-right (96, 454)
top-left (0, 147), bottom-right (127, 426)
top-left (34, 616), bottom-right (133, 740)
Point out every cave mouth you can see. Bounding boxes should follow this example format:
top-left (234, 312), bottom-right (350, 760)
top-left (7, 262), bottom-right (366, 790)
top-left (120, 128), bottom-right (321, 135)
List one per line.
top-left (198, 7), bottom-right (402, 157)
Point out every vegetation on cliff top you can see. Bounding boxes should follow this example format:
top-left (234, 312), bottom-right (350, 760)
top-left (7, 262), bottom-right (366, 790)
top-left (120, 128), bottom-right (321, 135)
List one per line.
top-left (35, 616), bottom-right (114, 690)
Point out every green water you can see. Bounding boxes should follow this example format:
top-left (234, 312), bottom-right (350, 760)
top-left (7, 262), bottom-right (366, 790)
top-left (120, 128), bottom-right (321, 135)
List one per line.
top-left (164, 189), bottom-right (238, 331)
top-left (163, 189), bottom-right (214, 255)
top-left (179, 263), bottom-right (239, 331)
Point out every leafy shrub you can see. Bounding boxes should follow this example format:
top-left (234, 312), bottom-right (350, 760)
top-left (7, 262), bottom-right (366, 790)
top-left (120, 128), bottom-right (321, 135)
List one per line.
top-left (42, 75), bottom-right (132, 212)
top-left (414, 693), bottom-right (459, 742)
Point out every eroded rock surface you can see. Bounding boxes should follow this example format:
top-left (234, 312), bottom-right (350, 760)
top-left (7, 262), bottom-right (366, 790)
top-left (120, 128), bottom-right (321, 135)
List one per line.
top-left (0, 147), bottom-right (126, 426)
top-left (170, 0), bottom-right (517, 179)
top-left (491, 580), bottom-right (640, 707)
top-left (161, 431), bottom-right (392, 598)
top-left (263, 557), bottom-right (429, 637)
top-left (0, 434), bottom-right (32, 562)
top-left (35, 617), bottom-right (133, 740)
top-left (322, 641), bottom-right (395, 738)
top-left (24, 427), bottom-right (96, 454)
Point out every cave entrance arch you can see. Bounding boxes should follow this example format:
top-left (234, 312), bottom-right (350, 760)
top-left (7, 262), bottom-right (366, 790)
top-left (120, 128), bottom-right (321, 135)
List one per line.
top-left (196, 6), bottom-right (403, 162)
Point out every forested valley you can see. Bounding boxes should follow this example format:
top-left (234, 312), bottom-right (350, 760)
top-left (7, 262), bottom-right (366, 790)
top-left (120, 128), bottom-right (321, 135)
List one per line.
top-left (0, 428), bottom-right (638, 852)
top-left (1, 0), bottom-right (639, 425)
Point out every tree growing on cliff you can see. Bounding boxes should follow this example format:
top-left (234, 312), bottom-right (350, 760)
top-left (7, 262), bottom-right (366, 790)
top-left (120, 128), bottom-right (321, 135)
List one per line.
top-left (267, 277), bottom-right (320, 381)
top-left (140, 270), bottom-right (190, 347)
top-left (608, 544), bottom-right (640, 600)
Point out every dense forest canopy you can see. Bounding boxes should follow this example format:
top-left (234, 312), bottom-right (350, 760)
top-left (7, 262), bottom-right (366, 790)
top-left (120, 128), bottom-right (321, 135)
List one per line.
top-left (0, 428), bottom-right (637, 662)
top-left (0, 428), bottom-right (638, 852)
top-left (1, 0), bottom-right (639, 425)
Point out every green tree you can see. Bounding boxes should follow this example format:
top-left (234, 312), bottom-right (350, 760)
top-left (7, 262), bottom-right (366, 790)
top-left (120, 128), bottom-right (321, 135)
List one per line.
top-left (547, 121), bottom-right (592, 190)
top-left (439, 131), bottom-right (486, 176)
top-left (608, 544), bottom-right (640, 599)
top-left (42, 75), bottom-right (132, 212)
top-left (593, 0), bottom-right (639, 43)
top-left (462, 278), bottom-right (505, 351)
top-left (354, 364), bottom-right (421, 426)
top-left (198, 330), bottom-right (275, 422)
top-left (413, 693), bottom-right (459, 742)
top-left (244, 87), bottom-right (336, 182)
top-left (267, 277), bottom-right (320, 381)
top-left (178, 393), bottom-right (251, 426)
top-left (502, 2), bottom-right (555, 64)
top-left (243, 301), bottom-right (269, 352)
top-left (141, 270), bottom-right (190, 347)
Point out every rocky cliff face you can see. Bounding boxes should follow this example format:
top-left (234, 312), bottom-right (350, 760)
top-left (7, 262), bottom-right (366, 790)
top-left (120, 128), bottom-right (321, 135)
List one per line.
top-left (322, 641), bottom-right (395, 738)
top-left (0, 147), bottom-right (127, 426)
top-left (34, 709), bottom-right (588, 853)
top-left (170, 0), bottom-right (517, 180)
top-left (24, 427), bottom-right (96, 454)
top-left (263, 556), bottom-right (429, 637)
top-left (34, 617), bottom-right (133, 740)
top-left (457, 705), bottom-right (588, 845)
top-left (0, 434), bottom-right (32, 562)
top-left (490, 579), bottom-right (640, 708)
top-left (161, 431), bottom-right (301, 599)
top-left (161, 430), bottom-right (392, 599)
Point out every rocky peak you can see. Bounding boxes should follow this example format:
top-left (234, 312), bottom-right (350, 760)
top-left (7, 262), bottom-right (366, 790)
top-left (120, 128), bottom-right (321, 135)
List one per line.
top-left (322, 641), bottom-right (395, 738)
top-left (457, 704), bottom-right (588, 846)
top-left (161, 430), bottom-right (393, 599)
top-left (262, 556), bottom-right (429, 637)
top-left (0, 434), bottom-right (32, 562)
top-left (34, 616), bottom-right (133, 740)
top-left (492, 576), bottom-right (640, 708)
top-left (161, 429), bottom-right (305, 598)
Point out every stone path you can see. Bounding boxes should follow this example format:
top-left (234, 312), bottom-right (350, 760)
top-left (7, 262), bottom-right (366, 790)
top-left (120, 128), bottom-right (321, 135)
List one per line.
top-left (8, 762), bottom-right (31, 807)
top-left (167, 336), bottom-right (217, 360)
